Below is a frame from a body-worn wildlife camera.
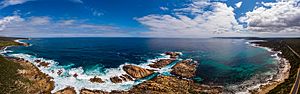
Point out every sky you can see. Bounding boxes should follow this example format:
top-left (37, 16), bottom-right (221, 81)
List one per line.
top-left (0, 0), bottom-right (300, 38)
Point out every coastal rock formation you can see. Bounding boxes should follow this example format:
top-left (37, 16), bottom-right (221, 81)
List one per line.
top-left (123, 65), bottom-right (154, 79)
top-left (148, 59), bottom-right (173, 68)
top-left (34, 60), bottom-right (50, 68)
top-left (54, 87), bottom-right (76, 94)
top-left (119, 74), bottom-right (134, 81)
top-left (10, 58), bottom-right (54, 94)
top-left (80, 88), bottom-right (109, 94)
top-left (171, 59), bottom-right (198, 78)
top-left (165, 52), bottom-right (181, 58)
top-left (127, 76), bottom-right (222, 94)
top-left (110, 76), bottom-right (123, 83)
top-left (90, 76), bottom-right (105, 83)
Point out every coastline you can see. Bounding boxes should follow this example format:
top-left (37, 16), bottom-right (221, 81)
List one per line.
top-left (246, 40), bottom-right (290, 94)
top-left (0, 38), bottom-right (54, 93)
top-left (1, 38), bottom-right (292, 94)
top-left (5, 39), bottom-right (223, 94)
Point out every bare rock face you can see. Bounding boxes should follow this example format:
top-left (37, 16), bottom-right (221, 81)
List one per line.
top-left (34, 60), bottom-right (50, 68)
top-left (10, 58), bottom-right (54, 94)
top-left (55, 87), bottom-right (76, 94)
top-left (148, 59), bottom-right (173, 68)
top-left (122, 65), bottom-right (154, 79)
top-left (165, 52), bottom-right (181, 58)
top-left (171, 60), bottom-right (198, 78)
top-left (89, 76), bottom-right (105, 83)
top-left (80, 88), bottom-right (109, 94)
top-left (128, 76), bottom-right (192, 94)
top-left (110, 76), bottom-right (123, 83)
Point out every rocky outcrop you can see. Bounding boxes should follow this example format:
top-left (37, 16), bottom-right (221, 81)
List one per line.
top-left (119, 74), bottom-right (134, 82)
top-left (171, 59), bottom-right (198, 78)
top-left (34, 60), bottom-right (50, 68)
top-left (80, 88), bottom-right (109, 94)
top-left (127, 76), bottom-right (222, 94)
top-left (10, 58), bottom-right (54, 94)
top-left (110, 76), bottom-right (123, 83)
top-left (123, 65), bottom-right (154, 79)
top-left (165, 52), bottom-right (181, 58)
top-left (90, 76), bottom-right (105, 83)
top-left (55, 87), bottom-right (76, 94)
top-left (148, 59), bottom-right (173, 68)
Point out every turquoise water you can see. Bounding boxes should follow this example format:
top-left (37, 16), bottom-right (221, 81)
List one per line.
top-left (6, 38), bottom-right (277, 86)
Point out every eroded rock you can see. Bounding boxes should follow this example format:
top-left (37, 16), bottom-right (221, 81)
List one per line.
top-left (165, 52), bottom-right (181, 58)
top-left (148, 59), bottom-right (173, 68)
top-left (123, 65), bottom-right (154, 79)
top-left (171, 60), bottom-right (198, 78)
top-left (55, 87), bottom-right (76, 94)
top-left (90, 76), bottom-right (105, 83)
top-left (80, 88), bottom-right (109, 94)
top-left (110, 76), bottom-right (123, 83)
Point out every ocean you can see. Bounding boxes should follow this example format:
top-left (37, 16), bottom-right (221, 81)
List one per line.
top-left (4, 38), bottom-right (280, 92)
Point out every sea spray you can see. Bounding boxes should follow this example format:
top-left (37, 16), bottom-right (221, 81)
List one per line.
top-left (5, 52), bottom-right (182, 93)
top-left (226, 40), bottom-right (291, 94)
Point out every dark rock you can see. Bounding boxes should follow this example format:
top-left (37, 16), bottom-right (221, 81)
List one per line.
top-left (165, 52), bottom-right (181, 58)
top-left (122, 74), bottom-right (133, 81)
top-left (80, 88), bottom-right (109, 94)
top-left (148, 59), bottom-right (173, 68)
top-left (89, 76), bottom-right (105, 83)
top-left (110, 76), bottom-right (123, 83)
top-left (55, 86), bottom-right (76, 94)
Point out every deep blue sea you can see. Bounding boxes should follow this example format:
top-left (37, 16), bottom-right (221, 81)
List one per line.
top-left (5, 38), bottom-right (279, 92)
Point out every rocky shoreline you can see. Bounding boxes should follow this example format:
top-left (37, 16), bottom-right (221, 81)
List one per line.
top-left (0, 38), bottom-right (54, 94)
top-left (52, 51), bottom-right (223, 94)
top-left (246, 41), bottom-right (291, 94)
top-left (2, 38), bottom-right (290, 94)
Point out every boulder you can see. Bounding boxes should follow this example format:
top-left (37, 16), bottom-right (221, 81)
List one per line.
top-left (123, 65), bottom-right (154, 79)
top-left (148, 59), bottom-right (173, 68)
top-left (89, 76), bottom-right (104, 83)
top-left (165, 52), bottom-right (181, 58)
top-left (80, 88), bottom-right (109, 94)
top-left (54, 87), bottom-right (76, 94)
top-left (171, 60), bottom-right (198, 78)
top-left (110, 76), bottom-right (123, 83)
top-left (122, 74), bottom-right (134, 81)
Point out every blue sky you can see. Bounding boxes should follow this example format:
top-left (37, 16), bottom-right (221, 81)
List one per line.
top-left (0, 0), bottom-right (299, 37)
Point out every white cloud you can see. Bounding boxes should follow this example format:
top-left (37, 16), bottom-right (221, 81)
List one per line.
top-left (28, 16), bottom-right (51, 25)
top-left (0, 16), bottom-right (23, 31)
top-left (160, 7), bottom-right (168, 11)
top-left (0, 16), bottom-right (133, 37)
top-left (137, 2), bottom-right (244, 38)
top-left (240, 0), bottom-right (300, 33)
top-left (0, 0), bottom-right (32, 8)
top-left (235, 2), bottom-right (242, 8)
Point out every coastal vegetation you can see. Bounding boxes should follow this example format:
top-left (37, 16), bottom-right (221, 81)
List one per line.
top-left (0, 37), bottom-right (26, 93)
top-left (0, 37), bottom-right (53, 94)
top-left (252, 39), bottom-right (300, 94)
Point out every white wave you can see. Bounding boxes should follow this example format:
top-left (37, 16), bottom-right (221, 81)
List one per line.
top-left (230, 40), bottom-right (291, 94)
top-left (7, 51), bottom-right (181, 93)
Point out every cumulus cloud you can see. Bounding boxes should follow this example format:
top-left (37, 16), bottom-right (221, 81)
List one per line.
top-left (0, 0), bottom-right (32, 8)
top-left (136, 1), bottom-right (244, 38)
top-left (0, 16), bottom-right (23, 31)
top-left (240, 0), bottom-right (300, 33)
top-left (235, 2), bottom-right (242, 8)
top-left (0, 16), bottom-right (133, 37)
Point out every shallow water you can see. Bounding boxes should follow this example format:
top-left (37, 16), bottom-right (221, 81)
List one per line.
top-left (5, 38), bottom-right (278, 92)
